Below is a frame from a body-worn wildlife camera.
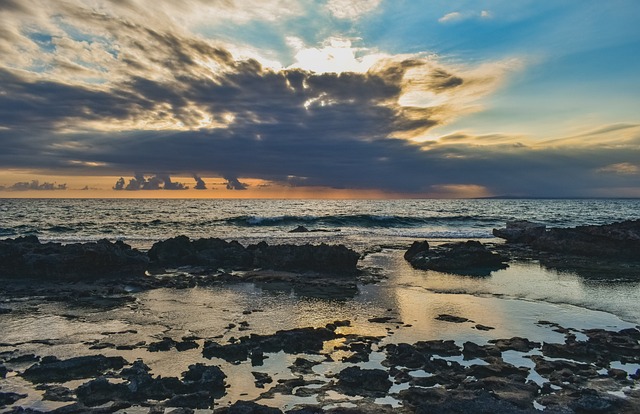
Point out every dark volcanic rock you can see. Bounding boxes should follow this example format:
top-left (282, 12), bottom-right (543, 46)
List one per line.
top-left (383, 343), bottom-right (428, 369)
top-left (0, 365), bottom-right (7, 378)
top-left (336, 366), bottom-right (392, 397)
top-left (202, 342), bottom-right (249, 363)
top-left (530, 355), bottom-right (599, 384)
top-left (492, 221), bottom-right (547, 243)
top-left (406, 240), bottom-right (509, 276)
top-left (569, 391), bottom-right (625, 413)
top-left (289, 226), bottom-right (309, 233)
top-left (215, 400), bottom-right (283, 414)
top-left (40, 385), bottom-right (74, 402)
top-left (21, 355), bottom-right (128, 383)
top-left (120, 361), bottom-right (184, 401)
top-left (414, 340), bottom-right (461, 357)
top-left (538, 388), bottom-right (633, 414)
top-left (0, 391), bottom-right (27, 407)
top-left (148, 236), bottom-right (252, 268)
top-left (248, 242), bottom-right (360, 274)
top-left (176, 340), bottom-right (199, 352)
top-left (166, 391), bottom-right (213, 409)
top-left (0, 237), bottom-right (148, 278)
top-left (75, 377), bottom-right (131, 406)
top-left (114, 360), bottom-right (226, 406)
top-left (489, 337), bottom-right (541, 353)
top-left (148, 337), bottom-right (178, 352)
top-left (182, 363), bottom-right (226, 394)
top-left (541, 328), bottom-right (640, 365)
top-left (466, 358), bottom-right (530, 379)
top-left (462, 342), bottom-right (501, 359)
top-left (252, 371), bottom-right (273, 388)
top-left (494, 219), bottom-right (640, 260)
top-left (289, 358), bottom-right (321, 375)
top-left (435, 314), bottom-right (471, 323)
top-left (400, 388), bottom-right (537, 414)
top-left (203, 327), bottom-right (337, 363)
top-left (404, 240), bottom-right (429, 260)
top-left (467, 376), bottom-right (539, 410)
top-left (149, 236), bottom-right (359, 274)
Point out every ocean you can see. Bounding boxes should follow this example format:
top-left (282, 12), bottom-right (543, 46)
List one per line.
top-left (2, 198), bottom-right (639, 250)
top-left (1, 198), bottom-right (639, 410)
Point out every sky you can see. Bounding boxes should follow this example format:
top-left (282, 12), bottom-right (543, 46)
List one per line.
top-left (1, 0), bottom-right (639, 198)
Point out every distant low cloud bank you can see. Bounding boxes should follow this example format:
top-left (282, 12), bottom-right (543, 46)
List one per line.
top-left (0, 180), bottom-right (67, 191)
top-left (113, 174), bottom-right (188, 191)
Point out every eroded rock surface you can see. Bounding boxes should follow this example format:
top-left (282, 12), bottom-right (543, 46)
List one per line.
top-left (21, 355), bottom-right (128, 383)
top-left (405, 240), bottom-right (509, 276)
top-left (493, 219), bottom-right (640, 260)
top-left (0, 236), bottom-right (148, 278)
top-left (149, 236), bottom-right (360, 275)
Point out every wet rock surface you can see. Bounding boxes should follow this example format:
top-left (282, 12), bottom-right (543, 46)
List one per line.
top-left (336, 366), bottom-right (392, 397)
top-left (149, 237), bottom-right (360, 275)
top-left (405, 240), bottom-right (509, 276)
top-left (493, 220), bottom-right (640, 277)
top-left (203, 326), bottom-right (339, 363)
top-left (0, 236), bottom-right (148, 279)
top-left (0, 236), bottom-right (360, 284)
top-left (0, 321), bottom-right (639, 412)
top-left (21, 355), bottom-right (128, 383)
top-left (0, 392), bottom-right (27, 408)
top-left (494, 220), bottom-right (640, 259)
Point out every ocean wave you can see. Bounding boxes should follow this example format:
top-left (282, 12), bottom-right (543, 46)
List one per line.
top-left (46, 225), bottom-right (76, 233)
top-left (225, 214), bottom-right (499, 228)
top-left (0, 227), bottom-right (17, 237)
top-left (393, 230), bottom-right (494, 239)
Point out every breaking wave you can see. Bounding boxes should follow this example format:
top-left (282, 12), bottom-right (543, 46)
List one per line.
top-left (225, 214), bottom-right (500, 228)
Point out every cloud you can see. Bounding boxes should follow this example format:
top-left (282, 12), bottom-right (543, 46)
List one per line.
top-left (597, 163), bottom-right (639, 175)
top-left (1, 180), bottom-right (67, 191)
top-left (225, 177), bottom-right (248, 190)
top-left (287, 37), bottom-right (388, 74)
top-left (439, 12), bottom-right (463, 23)
top-left (438, 10), bottom-right (493, 24)
top-left (193, 174), bottom-right (207, 190)
top-left (113, 174), bottom-right (188, 190)
top-left (1, 1), bottom-right (638, 197)
top-left (325, 0), bottom-right (382, 20)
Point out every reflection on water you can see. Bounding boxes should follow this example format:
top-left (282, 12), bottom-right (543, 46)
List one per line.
top-left (1, 248), bottom-right (638, 410)
top-left (366, 249), bottom-right (640, 326)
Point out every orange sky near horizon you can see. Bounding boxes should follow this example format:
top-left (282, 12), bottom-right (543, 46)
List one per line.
top-left (0, 172), bottom-right (492, 199)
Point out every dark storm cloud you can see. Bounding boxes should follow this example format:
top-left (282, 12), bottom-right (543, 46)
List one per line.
top-left (225, 177), bottom-right (248, 190)
top-left (193, 174), bottom-right (207, 190)
top-left (112, 174), bottom-right (188, 190)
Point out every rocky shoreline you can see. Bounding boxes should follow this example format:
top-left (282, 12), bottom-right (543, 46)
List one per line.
top-left (0, 236), bottom-right (360, 280)
top-left (1, 221), bottom-right (640, 413)
top-left (403, 219), bottom-right (640, 278)
top-left (1, 319), bottom-right (638, 413)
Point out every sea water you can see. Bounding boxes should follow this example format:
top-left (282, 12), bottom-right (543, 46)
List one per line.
top-left (1, 198), bottom-right (639, 410)
top-left (1, 198), bottom-right (639, 249)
